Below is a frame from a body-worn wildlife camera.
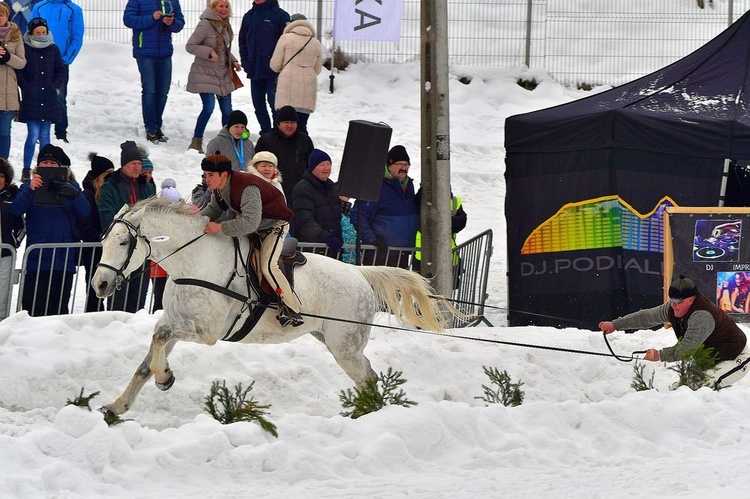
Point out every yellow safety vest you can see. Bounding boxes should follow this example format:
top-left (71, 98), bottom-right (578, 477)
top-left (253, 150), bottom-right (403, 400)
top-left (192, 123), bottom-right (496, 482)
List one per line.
top-left (414, 196), bottom-right (461, 265)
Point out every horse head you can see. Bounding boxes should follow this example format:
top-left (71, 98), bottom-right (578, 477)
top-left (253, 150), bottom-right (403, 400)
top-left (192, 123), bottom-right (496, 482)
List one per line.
top-left (92, 198), bottom-right (207, 298)
top-left (92, 202), bottom-right (151, 299)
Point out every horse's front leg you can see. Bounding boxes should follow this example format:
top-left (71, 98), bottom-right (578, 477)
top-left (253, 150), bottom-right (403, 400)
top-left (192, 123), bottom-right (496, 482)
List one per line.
top-left (150, 325), bottom-right (179, 391)
top-left (102, 343), bottom-right (156, 417)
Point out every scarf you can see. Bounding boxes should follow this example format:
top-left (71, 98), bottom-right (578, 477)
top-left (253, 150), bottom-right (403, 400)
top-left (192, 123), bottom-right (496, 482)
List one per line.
top-left (23, 32), bottom-right (54, 49)
top-left (0, 24), bottom-right (10, 41)
top-left (208, 15), bottom-right (232, 63)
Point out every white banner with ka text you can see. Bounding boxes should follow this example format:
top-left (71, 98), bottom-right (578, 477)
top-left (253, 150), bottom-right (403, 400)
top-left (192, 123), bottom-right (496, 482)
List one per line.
top-left (333, 0), bottom-right (403, 42)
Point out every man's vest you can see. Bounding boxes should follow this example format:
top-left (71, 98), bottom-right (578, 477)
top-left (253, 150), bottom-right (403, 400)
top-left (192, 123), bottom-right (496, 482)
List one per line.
top-left (227, 171), bottom-right (294, 222)
top-left (414, 195), bottom-right (461, 264)
top-left (668, 294), bottom-right (747, 360)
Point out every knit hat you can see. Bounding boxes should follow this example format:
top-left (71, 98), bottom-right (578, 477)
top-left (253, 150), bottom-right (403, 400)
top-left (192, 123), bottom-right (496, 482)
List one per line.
top-left (201, 153), bottom-right (233, 173)
top-left (120, 141), bottom-right (142, 167)
top-left (387, 145), bottom-right (410, 165)
top-left (141, 157), bottom-right (154, 171)
top-left (251, 151), bottom-right (278, 169)
top-left (27, 17), bottom-right (47, 34)
top-left (291, 13), bottom-right (307, 21)
top-left (159, 186), bottom-right (182, 202)
top-left (307, 149), bottom-right (332, 171)
top-left (37, 144), bottom-right (66, 166)
top-left (227, 110), bottom-right (248, 128)
top-left (277, 105), bottom-right (298, 123)
top-left (668, 275), bottom-right (699, 299)
top-left (88, 152), bottom-right (115, 178)
top-left (161, 178), bottom-right (176, 189)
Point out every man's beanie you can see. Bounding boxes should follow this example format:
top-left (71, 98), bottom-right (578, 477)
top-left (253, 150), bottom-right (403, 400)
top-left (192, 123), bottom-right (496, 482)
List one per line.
top-left (668, 275), bottom-right (699, 299)
top-left (37, 144), bottom-right (66, 166)
top-left (120, 141), bottom-right (142, 166)
top-left (251, 151), bottom-right (278, 168)
top-left (88, 152), bottom-right (114, 177)
top-left (387, 145), bottom-right (410, 165)
top-left (307, 149), bottom-right (331, 170)
top-left (227, 110), bottom-right (248, 128)
top-left (201, 152), bottom-right (233, 173)
top-left (277, 105), bottom-right (298, 123)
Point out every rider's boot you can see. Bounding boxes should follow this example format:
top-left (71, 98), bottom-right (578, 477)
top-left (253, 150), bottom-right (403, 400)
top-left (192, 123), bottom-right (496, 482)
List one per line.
top-left (277, 301), bottom-right (304, 327)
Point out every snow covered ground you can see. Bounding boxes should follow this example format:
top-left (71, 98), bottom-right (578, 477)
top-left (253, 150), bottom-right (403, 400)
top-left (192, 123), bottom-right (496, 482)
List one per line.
top-left (2, 26), bottom-right (750, 498)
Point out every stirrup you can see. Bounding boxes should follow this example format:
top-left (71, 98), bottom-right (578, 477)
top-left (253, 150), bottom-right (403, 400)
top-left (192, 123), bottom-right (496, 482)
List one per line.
top-left (277, 303), bottom-right (304, 327)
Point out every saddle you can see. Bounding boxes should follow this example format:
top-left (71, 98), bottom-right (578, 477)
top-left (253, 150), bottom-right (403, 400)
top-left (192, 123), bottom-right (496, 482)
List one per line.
top-left (245, 234), bottom-right (307, 300)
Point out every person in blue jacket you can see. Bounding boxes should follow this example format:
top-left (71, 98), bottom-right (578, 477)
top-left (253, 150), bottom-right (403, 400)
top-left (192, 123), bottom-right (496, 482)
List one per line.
top-left (349, 145), bottom-right (419, 268)
top-left (30, 0), bottom-right (83, 143)
top-left (123, 0), bottom-right (185, 144)
top-left (238, 0), bottom-right (289, 135)
top-left (11, 143), bottom-right (90, 316)
top-left (7, 0), bottom-right (37, 34)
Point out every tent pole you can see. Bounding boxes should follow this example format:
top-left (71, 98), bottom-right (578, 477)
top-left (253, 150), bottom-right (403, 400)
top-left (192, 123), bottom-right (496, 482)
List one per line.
top-left (719, 158), bottom-right (731, 207)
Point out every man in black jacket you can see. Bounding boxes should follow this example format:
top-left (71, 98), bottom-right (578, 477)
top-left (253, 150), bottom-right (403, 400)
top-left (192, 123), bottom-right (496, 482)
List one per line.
top-left (291, 149), bottom-right (343, 258)
top-left (255, 105), bottom-right (313, 201)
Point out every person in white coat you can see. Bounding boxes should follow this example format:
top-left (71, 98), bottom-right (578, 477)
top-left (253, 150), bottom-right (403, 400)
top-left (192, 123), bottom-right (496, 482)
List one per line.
top-left (269, 13), bottom-right (321, 134)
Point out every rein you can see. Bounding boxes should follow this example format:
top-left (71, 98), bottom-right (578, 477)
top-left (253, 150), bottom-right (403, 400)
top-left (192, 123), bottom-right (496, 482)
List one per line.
top-left (100, 213), bottom-right (641, 363)
top-left (168, 277), bottom-right (643, 362)
top-left (98, 215), bottom-right (205, 289)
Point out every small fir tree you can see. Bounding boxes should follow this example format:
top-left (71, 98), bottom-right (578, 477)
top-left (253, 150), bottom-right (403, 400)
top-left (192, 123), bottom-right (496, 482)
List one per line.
top-left (66, 387), bottom-right (100, 410)
top-left (631, 362), bottom-right (655, 391)
top-left (339, 368), bottom-right (417, 419)
top-left (475, 366), bottom-right (524, 407)
top-left (667, 344), bottom-right (719, 391)
top-left (204, 380), bottom-right (278, 437)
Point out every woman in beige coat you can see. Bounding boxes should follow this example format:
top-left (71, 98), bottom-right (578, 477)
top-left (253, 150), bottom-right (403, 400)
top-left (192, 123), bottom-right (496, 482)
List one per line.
top-left (0, 3), bottom-right (25, 161)
top-left (186, 0), bottom-right (241, 153)
top-left (270, 13), bottom-right (322, 134)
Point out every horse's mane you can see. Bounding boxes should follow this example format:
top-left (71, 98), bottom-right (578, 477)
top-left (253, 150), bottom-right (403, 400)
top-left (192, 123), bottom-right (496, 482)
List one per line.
top-left (132, 196), bottom-right (197, 217)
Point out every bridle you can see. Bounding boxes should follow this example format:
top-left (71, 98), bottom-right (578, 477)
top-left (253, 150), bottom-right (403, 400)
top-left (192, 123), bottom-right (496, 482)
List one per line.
top-left (97, 216), bottom-right (152, 290)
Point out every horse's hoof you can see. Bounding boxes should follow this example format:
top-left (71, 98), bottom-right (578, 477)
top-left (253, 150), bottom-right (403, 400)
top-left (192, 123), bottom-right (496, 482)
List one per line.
top-left (98, 406), bottom-right (116, 419)
top-left (156, 372), bottom-right (175, 391)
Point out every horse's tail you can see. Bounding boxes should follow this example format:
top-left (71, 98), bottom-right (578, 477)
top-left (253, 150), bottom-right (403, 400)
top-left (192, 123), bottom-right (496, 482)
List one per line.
top-left (357, 266), bottom-right (457, 332)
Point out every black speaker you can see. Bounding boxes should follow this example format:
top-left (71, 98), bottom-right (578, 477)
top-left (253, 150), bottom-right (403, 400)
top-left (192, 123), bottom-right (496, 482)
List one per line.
top-left (337, 120), bottom-right (393, 201)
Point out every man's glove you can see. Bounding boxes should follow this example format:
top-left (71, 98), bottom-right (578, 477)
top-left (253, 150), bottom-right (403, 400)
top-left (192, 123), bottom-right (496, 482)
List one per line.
top-left (50, 180), bottom-right (79, 198)
top-left (326, 236), bottom-right (343, 255)
top-left (340, 200), bottom-right (352, 215)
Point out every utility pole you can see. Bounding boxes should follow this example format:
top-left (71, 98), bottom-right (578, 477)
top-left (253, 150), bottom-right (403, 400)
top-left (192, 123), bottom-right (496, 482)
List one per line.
top-left (420, 0), bottom-right (452, 297)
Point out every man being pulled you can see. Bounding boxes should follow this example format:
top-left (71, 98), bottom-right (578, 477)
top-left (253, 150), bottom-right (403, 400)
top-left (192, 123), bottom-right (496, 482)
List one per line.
top-left (200, 152), bottom-right (303, 327)
top-left (599, 275), bottom-right (749, 388)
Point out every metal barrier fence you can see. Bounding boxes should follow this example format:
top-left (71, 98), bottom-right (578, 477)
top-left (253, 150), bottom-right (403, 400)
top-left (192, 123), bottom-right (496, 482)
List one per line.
top-left (8, 230), bottom-right (492, 328)
top-left (16, 242), bottom-right (150, 316)
top-left (298, 229), bottom-right (493, 328)
top-left (78, 0), bottom-right (750, 86)
top-left (0, 243), bottom-right (17, 320)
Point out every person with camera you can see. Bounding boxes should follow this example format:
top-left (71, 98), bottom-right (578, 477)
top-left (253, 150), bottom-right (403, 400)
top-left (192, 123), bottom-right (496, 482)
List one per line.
top-left (124, 0), bottom-right (185, 144)
top-left (10, 143), bottom-right (90, 316)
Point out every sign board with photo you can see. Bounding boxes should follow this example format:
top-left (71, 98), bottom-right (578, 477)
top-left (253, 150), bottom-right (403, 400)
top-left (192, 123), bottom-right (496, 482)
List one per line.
top-left (665, 207), bottom-right (750, 322)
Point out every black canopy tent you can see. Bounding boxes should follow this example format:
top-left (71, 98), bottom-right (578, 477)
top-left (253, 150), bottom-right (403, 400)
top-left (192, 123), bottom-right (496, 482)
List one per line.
top-left (505, 10), bottom-right (750, 329)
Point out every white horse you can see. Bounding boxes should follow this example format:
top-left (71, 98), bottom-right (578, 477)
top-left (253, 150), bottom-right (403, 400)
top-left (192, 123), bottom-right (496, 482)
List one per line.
top-left (92, 197), bottom-right (451, 417)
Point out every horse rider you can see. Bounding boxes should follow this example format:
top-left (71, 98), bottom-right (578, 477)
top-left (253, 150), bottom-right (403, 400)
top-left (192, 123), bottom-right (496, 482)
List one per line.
top-left (200, 152), bottom-right (303, 327)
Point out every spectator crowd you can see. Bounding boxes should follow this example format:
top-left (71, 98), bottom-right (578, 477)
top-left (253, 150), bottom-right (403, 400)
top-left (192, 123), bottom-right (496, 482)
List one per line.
top-left (0, 0), bottom-right (467, 320)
